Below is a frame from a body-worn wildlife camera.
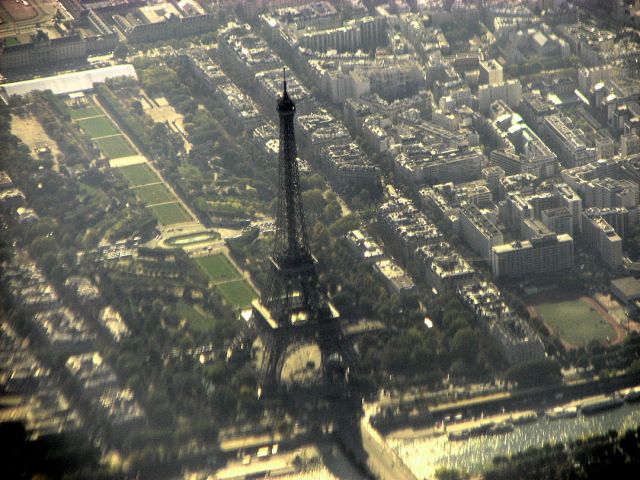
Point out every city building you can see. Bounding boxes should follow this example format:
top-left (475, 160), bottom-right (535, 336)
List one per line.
top-left (112, 1), bottom-right (216, 44)
top-left (296, 109), bottom-right (380, 194)
top-left (610, 276), bottom-right (640, 315)
top-left (561, 159), bottom-right (621, 194)
top-left (582, 206), bottom-right (631, 237)
top-left (346, 230), bottom-right (385, 264)
top-left (459, 203), bottom-right (504, 260)
top-left (578, 65), bottom-right (616, 95)
top-left (582, 177), bottom-right (639, 209)
top-left (218, 22), bottom-right (283, 76)
top-left (297, 16), bottom-right (387, 53)
top-left (541, 207), bottom-right (574, 237)
top-left (392, 146), bottom-right (484, 185)
top-left (458, 280), bottom-right (544, 364)
top-left (491, 233), bottom-right (574, 278)
top-left (490, 317), bottom-right (546, 364)
top-left (478, 80), bottom-right (523, 114)
top-left (482, 166), bottom-right (506, 193)
top-left (415, 242), bottom-right (475, 291)
top-left (377, 196), bottom-right (442, 265)
top-left (0, 323), bottom-right (82, 439)
top-left (373, 258), bottom-right (416, 296)
top-left (521, 218), bottom-right (552, 241)
top-left (478, 59), bottom-right (504, 86)
top-left (0, 171), bottom-right (14, 190)
top-left (581, 215), bottom-right (623, 268)
top-left (542, 115), bottom-right (596, 168)
top-left (488, 101), bottom-right (557, 179)
top-left (519, 91), bottom-right (558, 129)
top-left (621, 132), bottom-right (640, 158)
top-left (98, 307), bottom-right (130, 343)
top-left (216, 82), bottom-right (264, 131)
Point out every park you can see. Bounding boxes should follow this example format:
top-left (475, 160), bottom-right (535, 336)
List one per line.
top-left (529, 293), bottom-right (619, 348)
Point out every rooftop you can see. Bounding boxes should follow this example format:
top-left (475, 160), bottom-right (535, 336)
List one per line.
top-left (1, 65), bottom-right (138, 97)
top-left (611, 277), bottom-right (640, 299)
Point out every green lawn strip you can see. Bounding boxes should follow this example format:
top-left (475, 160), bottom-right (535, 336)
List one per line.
top-left (69, 106), bottom-right (104, 120)
top-left (4, 37), bottom-right (20, 46)
top-left (147, 202), bottom-right (192, 225)
top-left (77, 116), bottom-right (120, 138)
top-left (133, 183), bottom-right (177, 205)
top-left (534, 299), bottom-right (615, 346)
top-left (174, 301), bottom-right (215, 333)
top-left (217, 280), bottom-right (257, 309)
top-left (195, 254), bottom-right (241, 283)
top-left (117, 164), bottom-right (160, 186)
top-left (94, 135), bottom-right (136, 159)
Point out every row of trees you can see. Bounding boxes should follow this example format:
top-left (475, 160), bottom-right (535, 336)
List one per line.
top-left (95, 83), bottom-right (151, 151)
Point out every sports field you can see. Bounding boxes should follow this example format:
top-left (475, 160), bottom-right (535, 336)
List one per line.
top-left (217, 280), bottom-right (257, 309)
top-left (69, 105), bottom-right (103, 120)
top-left (148, 202), bottom-right (192, 225)
top-left (174, 301), bottom-right (215, 334)
top-left (94, 135), bottom-right (136, 159)
top-left (532, 298), bottom-right (616, 347)
top-left (77, 116), bottom-right (120, 138)
top-left (115, 164), bottom-right (190, 225)
top-left (195, 254), bottom-right (241, 283)
top-left (133, 183), bottom-right (176, 205)
top-left (117, 164), bottom-right (160, 187)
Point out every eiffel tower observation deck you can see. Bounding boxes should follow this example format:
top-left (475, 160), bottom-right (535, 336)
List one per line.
top-left (250, 70), bottom-right (349, 395)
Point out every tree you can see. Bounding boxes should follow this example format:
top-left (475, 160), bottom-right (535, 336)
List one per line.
top-left (505, 358), bottom-right (562, 389)
top-left (451, 328), bottom-right (478, 365)
top-left (132, 100), bottom-right (144, 116)
top-left (323, 200), bottom-right (342, 224)
top-left (113, 44), bottom-right (129, 59)
top-left (435, 467), bottom-right (468, 480)
top-left (449, 359), bottom-right (467, 380)
top-left (302, 189), bottom-right (327, 216)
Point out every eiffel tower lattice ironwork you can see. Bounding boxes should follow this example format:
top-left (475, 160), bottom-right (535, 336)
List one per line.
top-left (251, 70), bottom-right (348, 395)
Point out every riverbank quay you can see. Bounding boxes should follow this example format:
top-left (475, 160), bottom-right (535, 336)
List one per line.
top-left (373, 371), bottom-right (640, 434)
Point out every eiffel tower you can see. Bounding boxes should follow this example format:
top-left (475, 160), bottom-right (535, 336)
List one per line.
top-left (250, 71), bottom-right (351, 396)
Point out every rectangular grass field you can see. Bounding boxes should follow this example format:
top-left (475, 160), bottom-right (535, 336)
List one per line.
top-left (69, 105), bottom-right (104, 120)
top-left (117, 164), bottom-right (160, 187)
top-left (94, 135), bottom-right (136, 159)
top-left (195, 254), bottom-right (241, 284)
top-left (148, 202), bottom-right (192, 225)
top-left (174, 301), bottom-right (215, 334)
top-left (533, 298), bottom-right (615, 347)
top-left (217, 280), bottom-right (257, 309)
top-left (133, 183), bottom-right (176, 205)
top-left (77, 116), bottom-right (120, 138)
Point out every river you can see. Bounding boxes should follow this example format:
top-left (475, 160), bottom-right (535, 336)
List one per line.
top-left (388, 401), bottom-right (640, 479)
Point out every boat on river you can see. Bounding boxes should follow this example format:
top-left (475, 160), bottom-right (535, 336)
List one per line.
top-left (448, 421), bottom-right (497, 441)
top-left (621, 386), bottom-right (640, 403)
top-left (546, 405), bottom-right (578, 420)
top-left (582, 395), bottom-right (624, 415)
top-left (511, 411), bottom-right (538, 425)
top-left (487, 421), bottom-right (514, 435)
top-left (448, 430), bottom-right (470, 441)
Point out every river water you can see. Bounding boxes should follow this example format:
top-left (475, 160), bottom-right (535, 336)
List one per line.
top-left (388, 402), bottom-right (640, 479)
